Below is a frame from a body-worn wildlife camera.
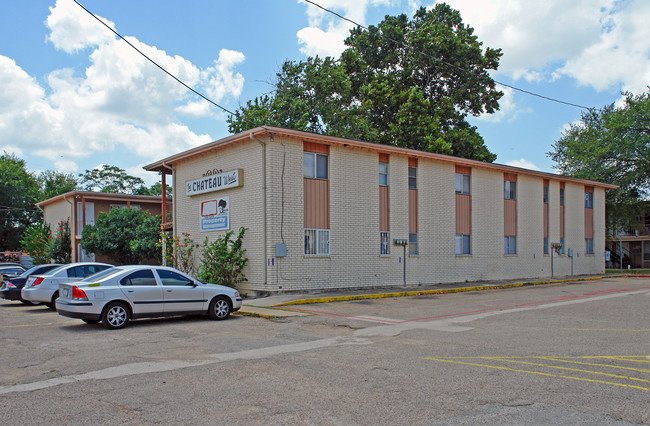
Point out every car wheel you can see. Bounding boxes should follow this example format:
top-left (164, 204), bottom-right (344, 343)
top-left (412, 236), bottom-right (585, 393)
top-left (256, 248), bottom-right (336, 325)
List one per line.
top-left (209, 296), bottom-right (231, 320)
top-left (46, 291), bottom-right (59, 310)
top-left (101, 302), bottom-right (130, 329)
top-left (82, 319), bottom-right (100, 324)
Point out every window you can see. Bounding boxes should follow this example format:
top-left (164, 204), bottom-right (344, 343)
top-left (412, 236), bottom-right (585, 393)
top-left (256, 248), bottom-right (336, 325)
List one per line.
top-left (504, 236), bottom-right (516, 255)
top-left (504, 180), bottom-right (517, 200)
top-left (304, 152), bottom-right (328, 180)
top-left (543, 186), bottom-right (549, 204)
top-left (560, 188), bottom-right (565, 206)
top-left (456, 235), bottom-right (470, 255)
top-left (559, 237), bottom-right (565, 255)
top-left (544, 237), bottom-right (549, 255)
top-left (379, 162), bottom-right (388, 186)
top-left (585, 191), bottom-right (594, 208)
top-left (380, 231), bottom-right (390, 255)
top-left (585, 238), bottom-right (594, 254)
top-left (408, 167), bottom-right (417, 189)
top-left (455, 173), bottom-right (470, 195)
top-left (120, 269), bottom-right (157, 286)
top-left (157, 269), bottom-right (193, 286)
top-left (409, 233), bottom-right (418, 255)
top-left (304, 229), bottom-right (330, 255)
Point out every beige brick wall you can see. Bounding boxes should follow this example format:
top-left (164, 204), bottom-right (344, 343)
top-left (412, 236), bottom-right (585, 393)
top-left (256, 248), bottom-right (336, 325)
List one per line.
top-left (172, 135), bottom-right (607, 292)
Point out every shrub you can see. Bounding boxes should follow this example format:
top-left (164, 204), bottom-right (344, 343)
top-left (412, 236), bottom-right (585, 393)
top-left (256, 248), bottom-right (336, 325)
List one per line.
top-left (157, 232), bottom-right (199, 275)
top-left (198, 227), bottom-right (248, 288)
top-left (47, 219), bottom-right (71, 264)
top-left (20, 222), bottom-right (52, 264)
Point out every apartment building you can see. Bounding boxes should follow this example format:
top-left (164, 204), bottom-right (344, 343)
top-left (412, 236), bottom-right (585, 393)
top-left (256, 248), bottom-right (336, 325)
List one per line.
top-left (145, 126), bottom-right (615, 293)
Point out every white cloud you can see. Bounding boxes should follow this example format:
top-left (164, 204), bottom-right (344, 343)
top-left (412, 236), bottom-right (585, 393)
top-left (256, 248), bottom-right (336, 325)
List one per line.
top-left (505, 158), bottom-right (541, 171)
top-left (46, 0), bottom-right (116, 53)
top-left (0, 1), bottom-right (245, 173)
top-left (297, 0), bottom-right (394, 57)
top-left (474, 87), bottom-right (525, 123)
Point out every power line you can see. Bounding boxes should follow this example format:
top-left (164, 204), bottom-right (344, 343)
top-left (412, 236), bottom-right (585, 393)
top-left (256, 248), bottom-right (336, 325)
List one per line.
top-left (302, 0), bottom-right (593, 110)
top-left (72, 0), bottom-right (239, 120)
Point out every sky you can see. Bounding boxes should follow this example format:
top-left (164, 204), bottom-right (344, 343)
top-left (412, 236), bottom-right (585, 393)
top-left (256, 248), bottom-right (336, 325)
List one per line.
top-left (1, 0), bottom-right (649, 186)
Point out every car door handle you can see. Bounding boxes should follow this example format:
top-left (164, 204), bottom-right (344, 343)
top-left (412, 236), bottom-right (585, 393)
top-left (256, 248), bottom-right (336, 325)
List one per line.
top-left (127, 290), bottom-right (134, 293)
top-left (166, 289), bottom-right (173, 292)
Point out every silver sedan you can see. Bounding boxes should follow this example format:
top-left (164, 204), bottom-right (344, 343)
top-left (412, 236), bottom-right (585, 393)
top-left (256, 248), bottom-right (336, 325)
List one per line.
top-left (56, 265), bottom-right (242, 329)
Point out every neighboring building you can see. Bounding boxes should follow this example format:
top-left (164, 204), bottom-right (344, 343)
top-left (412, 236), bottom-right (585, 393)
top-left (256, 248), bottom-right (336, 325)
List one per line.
top-left (37, 191), bottom-right (171, 264)
top-left (606, 201), bottom-right (650, 269)
top-left (144, 126), bottom-right (616, 293)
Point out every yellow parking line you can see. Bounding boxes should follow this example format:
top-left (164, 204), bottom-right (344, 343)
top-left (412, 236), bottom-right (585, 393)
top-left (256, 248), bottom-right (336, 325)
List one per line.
top-left (485, 357), bottom-right (650, 383)
top-left (538, 356), bottom-right (650, 374)
top-left (3, 321), bottom-right (80, 328)
top-left (422, 357), bottom-right (650, 391)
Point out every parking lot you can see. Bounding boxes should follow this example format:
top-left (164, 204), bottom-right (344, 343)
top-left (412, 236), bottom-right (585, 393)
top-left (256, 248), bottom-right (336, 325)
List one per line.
top-left (1, 276), bottom-right (648, 424)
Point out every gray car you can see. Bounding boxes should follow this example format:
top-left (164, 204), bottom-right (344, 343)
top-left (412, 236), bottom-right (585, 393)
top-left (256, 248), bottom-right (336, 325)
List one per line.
top-left (56, 265), bottom-right (242, 329)
top-left (21, 262), bottom-right (113, 308)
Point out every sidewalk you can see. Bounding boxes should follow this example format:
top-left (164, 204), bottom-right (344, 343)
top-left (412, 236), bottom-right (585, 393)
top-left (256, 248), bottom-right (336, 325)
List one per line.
top-left (237, 275), bottom-right (606, 318)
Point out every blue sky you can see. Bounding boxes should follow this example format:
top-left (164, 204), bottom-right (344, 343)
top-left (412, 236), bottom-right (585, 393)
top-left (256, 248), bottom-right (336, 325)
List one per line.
top-left (1, 0), bottom-right (648, 186)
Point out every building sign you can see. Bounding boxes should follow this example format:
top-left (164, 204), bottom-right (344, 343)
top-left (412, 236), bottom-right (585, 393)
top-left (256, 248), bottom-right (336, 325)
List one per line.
top-left (186, 169), bottom-right (242, 196)
top-left (200, 197), bottom-right (230, 232)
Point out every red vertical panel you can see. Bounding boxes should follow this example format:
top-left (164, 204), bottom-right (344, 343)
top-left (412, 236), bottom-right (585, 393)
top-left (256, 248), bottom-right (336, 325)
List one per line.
top-left (379, 153), bottom-right (389, 163)
top-left (585, 208), bottom-right (594, 238)
top-left (408, 157), bottom-right (418, 167)
top-left (379, 186), bottom-right (389, 231)
top-left (504, 199), bottom-right (517, 236)
top-left (456, 194), bottom-right (471, 234)
top-left (303, 142), bottom-right (329, 154)
top-left (409, 189), bottom-right (418, 233)
top-left (304, 179), bottom-right (329, 229)
top-left (455, 165), bottom-right (471, 174)
top-left (560, 205), bottom-right (565, 238)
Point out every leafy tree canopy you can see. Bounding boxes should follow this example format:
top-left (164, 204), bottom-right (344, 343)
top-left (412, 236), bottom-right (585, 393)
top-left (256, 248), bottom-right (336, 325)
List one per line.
top-left (228, 4), bottom-right (502, 161)
top-left (549, 91), bottom-right (650, 234)
top-left (0, 153), bottom-right (41, 250)
top-left (81, 207), bottom-right (161, 265)
top-left (79, 165), bottom-right (145, 194)
top-left (37, 170), bottom-right (78, 201)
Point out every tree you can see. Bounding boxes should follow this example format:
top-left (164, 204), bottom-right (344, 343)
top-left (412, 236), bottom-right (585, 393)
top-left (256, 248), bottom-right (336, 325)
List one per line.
top-left (37, 170), bottom-right (77, 201)
top-left (0, 153), bottom-right (41, 250)
top-left (20, 222), bottom-right (52, 264)
top-left (198, 227), bottom-right (248, 288)
top-left (135, 181), bottom-right (172, 198)
top-left (47, 219), bottom-right (71, 264)
top-left (79, 165), bottom-right (145, 194)
top-left (549, 91), bottom-right (650, 235)
top-left (228, 5), bottom-right (502, 161)
top-left (81, 207), bottom-right (161, 264)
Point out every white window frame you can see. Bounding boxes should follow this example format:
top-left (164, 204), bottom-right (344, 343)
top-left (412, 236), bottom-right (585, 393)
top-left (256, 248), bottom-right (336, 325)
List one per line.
top-left (408, 167), bottom-right (417, 189)
top-left (380, 231), bottom-right (390, 255)
top-left (543, 237), bottom-right (549, 255)
top-left (379, 162), bottom-right (388, 186)
top-left (504, 180), bottom-right (517, 200)
top-left (304, 152), bottom-right (328, 180)
top-left (409, 233), bottom-right (418, 255)
top-left (585, 191), bottom-right (594, 208)
top-left (455, 234), bottom-right (471, 255)
top-left (504, 236), bottom-right (517, 255)
top-left (455, 173), bottom-right (470, 195)
top-left (585, 238), bottom-right (594, 255)
top-left (304, 229), bottom-right (330, 255)
top-left (559, 237), bottom-right (565, 255)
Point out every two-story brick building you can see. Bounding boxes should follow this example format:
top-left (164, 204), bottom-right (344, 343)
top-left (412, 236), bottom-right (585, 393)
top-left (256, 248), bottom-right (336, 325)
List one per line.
top-left (145, 126), bottom-right (616, 293)
top-left (37, 191), bottom-right (171, 264)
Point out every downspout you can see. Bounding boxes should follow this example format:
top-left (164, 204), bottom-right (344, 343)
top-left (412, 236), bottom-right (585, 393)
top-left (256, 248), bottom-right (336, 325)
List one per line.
top-left (161, 162), bottom-right (173, 267)
top-left (249, 132), bottom-right (268, 286)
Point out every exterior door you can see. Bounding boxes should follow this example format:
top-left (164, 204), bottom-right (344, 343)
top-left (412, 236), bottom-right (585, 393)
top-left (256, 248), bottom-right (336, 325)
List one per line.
top-left (157, 269), bottom-right (205, 313)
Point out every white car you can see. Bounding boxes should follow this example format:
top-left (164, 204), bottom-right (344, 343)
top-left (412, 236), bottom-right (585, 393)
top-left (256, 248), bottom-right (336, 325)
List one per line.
top-left (21, 262), bottom-right (113, 308)
top-left (55, 265), bottom-right (242, 329)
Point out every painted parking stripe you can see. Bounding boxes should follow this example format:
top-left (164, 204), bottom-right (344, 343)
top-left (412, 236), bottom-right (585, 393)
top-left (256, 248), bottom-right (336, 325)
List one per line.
top-left (422, 357), bottom-right (650, 391)
top-left (3, 321), bottom-right (80, 328)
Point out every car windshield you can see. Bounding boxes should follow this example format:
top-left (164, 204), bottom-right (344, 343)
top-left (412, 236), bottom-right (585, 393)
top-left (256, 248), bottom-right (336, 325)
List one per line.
top-left (77, 267), bottom-right (120, 283)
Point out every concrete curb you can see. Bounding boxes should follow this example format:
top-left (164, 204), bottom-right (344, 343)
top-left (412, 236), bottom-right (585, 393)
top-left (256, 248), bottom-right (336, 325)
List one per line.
top-left (272, 276), bottom-right (604, 307)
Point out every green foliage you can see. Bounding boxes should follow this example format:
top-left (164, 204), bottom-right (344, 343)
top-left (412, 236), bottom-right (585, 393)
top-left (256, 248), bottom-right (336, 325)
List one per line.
top-left (37, 170), bottom-right (78, 201)
top-left (228, 5), bottom-right (501, 161)
top-left (47, 219), bottom-right (71, 264)
top-left (0, 153), bottom-right (42, 250)
top-left (198, 227), bottom-right (248, 288)
top-left (135, 181), bottom-right (173, 198)
top-left (79, 165), bottom-right (145, 194)
top-left (81, 207), bottom-right (161, 264)
top-left (549, 91), bottom-right (650, 235)
top-left (20, 222), bottom-right (52, 264)
top-left (157, 232), bottom-right (199, 275)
